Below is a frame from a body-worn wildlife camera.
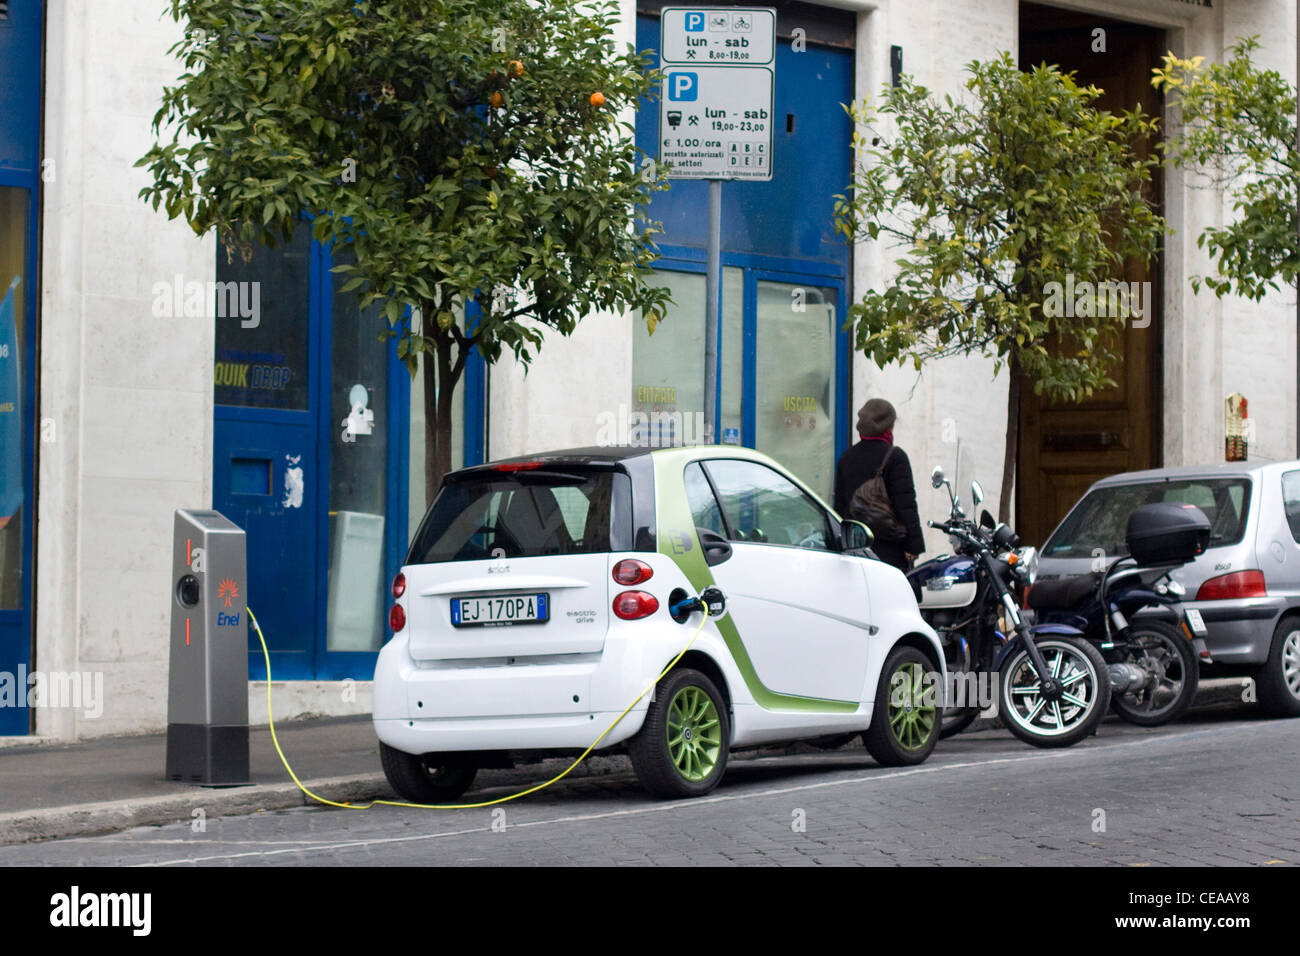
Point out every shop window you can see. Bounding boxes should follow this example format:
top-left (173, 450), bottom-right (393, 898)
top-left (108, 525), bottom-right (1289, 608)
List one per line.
top-left (0, 187), bottom-right (27, 609)
top-left (213, 228), bottom-right (311, 410)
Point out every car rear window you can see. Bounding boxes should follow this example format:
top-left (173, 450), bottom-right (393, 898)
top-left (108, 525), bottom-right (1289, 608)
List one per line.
top-left (1044, 477), bottom-right (1251, 558)
top-left (408, 468), bottom-right (632, 563)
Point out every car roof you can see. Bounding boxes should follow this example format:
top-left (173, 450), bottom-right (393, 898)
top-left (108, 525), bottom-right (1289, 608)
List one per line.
top-left (456, 444), bottom-right (777, 472)
top-left (1090, 460), bottom-right (1300, 487)
top-left (449, 446), bottom-right (653, 478)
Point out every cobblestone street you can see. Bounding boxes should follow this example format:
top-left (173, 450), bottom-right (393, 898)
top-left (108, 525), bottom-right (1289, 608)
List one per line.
top-left (4, 711), bottom-right (1296, 867)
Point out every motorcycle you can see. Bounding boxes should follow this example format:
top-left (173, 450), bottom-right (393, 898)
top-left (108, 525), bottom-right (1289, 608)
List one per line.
top-left (909, 467), bottom-right (1111, 748)
top-left (1024, 502), bottom-right (1211, 727)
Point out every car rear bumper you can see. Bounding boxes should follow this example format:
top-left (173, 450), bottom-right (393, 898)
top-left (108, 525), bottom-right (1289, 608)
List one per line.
top-left (1185, 596), bottom-right (1284, 665)
top-left (374, 711), bottom-right (646, 755)
top-left (371, 623), bottom-right (734, 755)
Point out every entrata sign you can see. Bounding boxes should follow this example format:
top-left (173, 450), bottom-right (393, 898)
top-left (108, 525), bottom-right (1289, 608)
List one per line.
top-left (659, 8), bottom-right (775, 181)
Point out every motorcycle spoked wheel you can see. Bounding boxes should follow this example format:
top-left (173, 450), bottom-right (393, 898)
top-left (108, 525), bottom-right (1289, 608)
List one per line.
top-left (1110, 621), bottom-right (1199, 727)
top-left (999, 636), bottom-right (1111, 748)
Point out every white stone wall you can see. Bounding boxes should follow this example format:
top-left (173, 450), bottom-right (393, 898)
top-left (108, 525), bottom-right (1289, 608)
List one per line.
top-left (1216, 0), bottom-right (1295, 464)
top-left (38, 2), bottom-right (215, 739)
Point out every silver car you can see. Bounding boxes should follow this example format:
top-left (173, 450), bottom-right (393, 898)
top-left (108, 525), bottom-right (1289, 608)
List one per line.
top-left (1035, 461), bottom-right (1300, 717)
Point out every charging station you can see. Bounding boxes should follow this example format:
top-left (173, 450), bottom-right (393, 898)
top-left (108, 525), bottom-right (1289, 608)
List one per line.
top-left (166, 509), bottom-right (250, 785)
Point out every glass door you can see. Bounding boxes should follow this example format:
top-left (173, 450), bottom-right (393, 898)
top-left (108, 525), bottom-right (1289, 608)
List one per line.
top-left (323, 247), bottom-right (391, 658)
top-left (633, 261), bottom-right (847, 504)
top-left (214, 232), bottom-right (410, 680)
top-left (748, 276), bottom-right (841, 502)
top-left (213, 226), bottom-right (319, 680)
top-left (632, 266), bottom-right (743, 446)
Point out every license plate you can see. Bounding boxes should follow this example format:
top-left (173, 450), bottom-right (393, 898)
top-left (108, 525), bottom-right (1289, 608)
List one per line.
top-left (1185, 608), bottom-right (1208, 636)
top-left (450, 593), bottom-right (549, 628)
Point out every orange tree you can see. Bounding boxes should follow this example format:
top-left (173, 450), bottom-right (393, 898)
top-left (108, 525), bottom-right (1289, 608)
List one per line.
top-left (138, 0), bottom-right (670, 496)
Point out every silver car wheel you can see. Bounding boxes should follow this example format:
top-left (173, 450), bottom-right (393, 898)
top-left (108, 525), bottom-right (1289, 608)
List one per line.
top-left (1283, 629), bottom-right (1300, 699)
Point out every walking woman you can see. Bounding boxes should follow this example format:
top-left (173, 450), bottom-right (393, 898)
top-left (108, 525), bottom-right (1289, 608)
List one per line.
top-left (833, 399), bottom-right (925, 573)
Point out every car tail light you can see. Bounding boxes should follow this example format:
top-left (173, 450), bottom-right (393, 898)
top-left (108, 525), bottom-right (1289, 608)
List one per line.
top-left (490, 460), bottom-right (543, 471)
top-left (612, 590), bottom-right (659, 620)
top-left (389, 604), bottom-right (406, 631)
top-left (1195, 570), bottom-right (1267, 601)
top-left (612, 559), bottom-right (653, 586)
top-left (392, 573), bottom-right (406, 599)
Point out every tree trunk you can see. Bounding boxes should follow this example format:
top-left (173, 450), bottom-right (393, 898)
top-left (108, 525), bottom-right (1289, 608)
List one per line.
top-left (423, 327), bottom-right (465, 506)
top-left (998, 353), bottom-right (1021, 525)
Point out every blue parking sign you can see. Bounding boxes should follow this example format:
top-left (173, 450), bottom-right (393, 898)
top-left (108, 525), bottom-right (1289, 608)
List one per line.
top-left (685, 11), bottom-right (704, 31)
top-left (668, 72), bottom-right (698, 101)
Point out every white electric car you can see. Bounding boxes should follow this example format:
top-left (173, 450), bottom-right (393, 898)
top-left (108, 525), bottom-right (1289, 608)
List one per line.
top-left (373, 445), bottom-right (944, 800)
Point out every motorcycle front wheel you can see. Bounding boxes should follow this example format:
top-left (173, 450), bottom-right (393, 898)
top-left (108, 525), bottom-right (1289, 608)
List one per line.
top-left (999, 636), bottom-right (1111, 748)
top-left (1111, 621), bottom-right (1199, 727)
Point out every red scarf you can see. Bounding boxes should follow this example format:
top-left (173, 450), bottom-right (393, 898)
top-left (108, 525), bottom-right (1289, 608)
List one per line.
top-left (859, 429), bottom-right (893, 444)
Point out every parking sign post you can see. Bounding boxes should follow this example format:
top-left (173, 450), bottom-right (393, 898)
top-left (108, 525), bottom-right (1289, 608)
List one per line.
top-left (660, 7), bottom-right (775, 442)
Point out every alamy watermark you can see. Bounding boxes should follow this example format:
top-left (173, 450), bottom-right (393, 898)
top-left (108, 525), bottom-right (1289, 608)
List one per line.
top-left (1042, 273), bottom-right (1152, 328)
top-left (151, 275), bottom-right (261, 328)
top-left (0, 667), bottom-right (104, 718)
top-left (595, 403), bottom-right (712, 448)
top-left (891, 668), bottom-right (998, 717)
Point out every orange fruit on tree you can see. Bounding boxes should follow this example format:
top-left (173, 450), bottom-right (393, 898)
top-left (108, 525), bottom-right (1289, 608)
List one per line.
top-left (490, 91), bottom-right (504, 108)
top-left (509, 60), bottom-right (524, 78)
top-left (589, 91), bottom-right (606, 107)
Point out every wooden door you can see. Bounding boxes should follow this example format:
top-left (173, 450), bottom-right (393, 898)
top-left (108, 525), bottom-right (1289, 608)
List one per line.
top-left (1016, 5), bottom-right (1165, 546)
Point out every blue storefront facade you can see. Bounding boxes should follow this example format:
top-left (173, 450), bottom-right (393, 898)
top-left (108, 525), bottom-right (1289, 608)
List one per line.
top-left (0, 0), bottom-right (43, 734)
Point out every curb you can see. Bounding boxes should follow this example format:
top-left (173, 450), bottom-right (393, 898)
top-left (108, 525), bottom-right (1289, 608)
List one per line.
top-left (0, 774), bottom-right (391, 847)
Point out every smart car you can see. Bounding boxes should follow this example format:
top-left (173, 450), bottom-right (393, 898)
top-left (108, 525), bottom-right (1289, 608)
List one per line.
top-left (1036, 461), bottom-right (1300, 717)
top-left (373, 445), bottom-right (945, 800)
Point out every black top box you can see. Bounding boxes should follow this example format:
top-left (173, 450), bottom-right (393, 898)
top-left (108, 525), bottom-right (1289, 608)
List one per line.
top-left (1125, 501), bottom-right (1211, 567)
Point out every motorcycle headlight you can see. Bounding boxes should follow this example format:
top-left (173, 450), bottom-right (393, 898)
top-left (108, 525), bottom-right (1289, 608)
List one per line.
top-left (1017, 546), bottom-right (1039, 586)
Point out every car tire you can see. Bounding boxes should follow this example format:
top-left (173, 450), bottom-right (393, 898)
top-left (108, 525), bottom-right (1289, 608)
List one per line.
top-left (1255, 615), bottom-right (1300, 717)
top-left (628, 667), bottom-right (730, 799)
top-left (939, 706), bottom-right (981, 739)
top-left (863, 645), bottom-right (940, 766)
top-left (380, 742), bottom-right (478, 803)
top-left (1110, 620), bottom-right (1199, 727)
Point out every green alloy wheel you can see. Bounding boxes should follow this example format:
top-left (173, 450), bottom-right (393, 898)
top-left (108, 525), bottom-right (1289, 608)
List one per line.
top-left (630, 667), bottom-right (731, 798)
top-left (863, 645), bottom-right (940, 766)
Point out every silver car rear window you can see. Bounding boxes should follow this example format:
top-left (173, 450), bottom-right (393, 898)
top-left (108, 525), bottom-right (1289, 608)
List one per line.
top-left (1044, 478), bottom-right (1251, 558)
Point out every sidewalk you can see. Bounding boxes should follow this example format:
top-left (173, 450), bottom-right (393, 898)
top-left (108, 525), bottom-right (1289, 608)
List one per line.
top-left (0, 680), bottom-right (1252, 847)
top-left (0, 716), bottom-right (393, 846)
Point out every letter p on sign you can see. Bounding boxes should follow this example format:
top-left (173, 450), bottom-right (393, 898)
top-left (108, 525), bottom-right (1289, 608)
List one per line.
top-left (685, 11), bottom-right (705, 31)
top-left (670, 72), bottom-right (699, 101)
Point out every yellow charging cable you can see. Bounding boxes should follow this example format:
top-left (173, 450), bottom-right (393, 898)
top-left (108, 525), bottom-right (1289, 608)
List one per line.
top-left (247, 601), bottom-right (712, 810)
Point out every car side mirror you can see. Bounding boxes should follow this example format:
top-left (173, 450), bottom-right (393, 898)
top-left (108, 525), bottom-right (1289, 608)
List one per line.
top-left (842, 519), bottom-right (874, 553)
